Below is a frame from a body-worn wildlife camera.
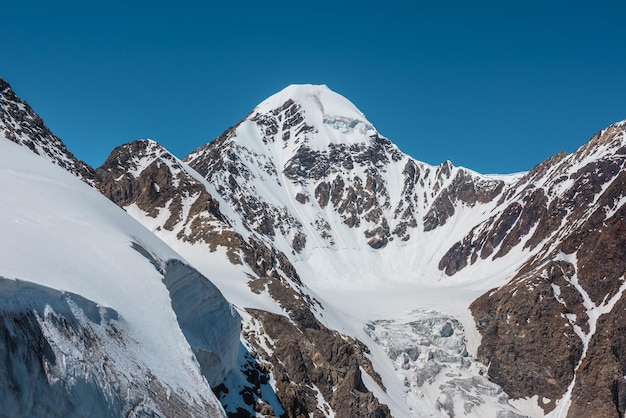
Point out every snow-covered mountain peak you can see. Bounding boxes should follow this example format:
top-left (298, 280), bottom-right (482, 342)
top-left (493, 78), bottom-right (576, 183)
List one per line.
top-left (240, 84), bottom-right (379, 158)
top-left (184, 85), bottom-right (510, 280)
top-left (255, 83), bottom-right (366, 123)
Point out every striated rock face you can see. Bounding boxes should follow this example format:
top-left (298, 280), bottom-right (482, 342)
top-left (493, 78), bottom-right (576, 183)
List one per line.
top-left (423, 166), bottom-right (504, 232)
top-left (440, 122), bottom-right (626, 277)
top-left (246, 309), bottom-right (390, 418)
top-left (95, 139), bottom-right (243, 254)
top-left (0, 78), bottom-right (95, 181)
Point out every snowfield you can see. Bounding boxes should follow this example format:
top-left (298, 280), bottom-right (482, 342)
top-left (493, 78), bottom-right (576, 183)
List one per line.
top-left (0, 137), bottom-right (239, 416)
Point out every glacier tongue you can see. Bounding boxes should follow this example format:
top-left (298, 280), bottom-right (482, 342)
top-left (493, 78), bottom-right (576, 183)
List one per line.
top-left (365, 310), bottom-right (526, 418)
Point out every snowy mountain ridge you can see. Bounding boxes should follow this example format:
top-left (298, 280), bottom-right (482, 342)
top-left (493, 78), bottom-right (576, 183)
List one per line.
top-left (0, 79), bottom-right (94, 181)
top-left (2, 77), bottom-right (626, 418)
top-left (0, 123), bottom-right (240, 416)
top-left (184, 85), bottom-right (516, 286)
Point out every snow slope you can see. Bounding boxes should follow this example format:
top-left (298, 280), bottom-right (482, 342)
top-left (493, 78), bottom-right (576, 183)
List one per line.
top-left (0, 136), bottom-right (239, 416)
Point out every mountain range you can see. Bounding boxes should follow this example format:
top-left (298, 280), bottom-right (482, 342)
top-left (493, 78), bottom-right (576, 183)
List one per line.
top-left (1, 78), bottom-right (624, 417)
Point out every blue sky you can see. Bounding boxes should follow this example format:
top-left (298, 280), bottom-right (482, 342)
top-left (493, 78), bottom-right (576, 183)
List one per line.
top-left (2, 1), bottom-right (625, 174)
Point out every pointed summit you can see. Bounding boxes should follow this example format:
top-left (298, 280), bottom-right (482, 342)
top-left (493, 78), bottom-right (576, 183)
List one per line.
top-left (240, 84), bottom-right (377, 154)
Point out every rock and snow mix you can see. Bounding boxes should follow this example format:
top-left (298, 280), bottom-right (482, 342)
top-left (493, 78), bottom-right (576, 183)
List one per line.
top-left (3, 78), bottom-right (626, 417)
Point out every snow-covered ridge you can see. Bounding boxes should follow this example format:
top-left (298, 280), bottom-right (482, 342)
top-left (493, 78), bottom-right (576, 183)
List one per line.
top-left (0, 136), bottom-right (240, 416)
top-left (0, 78), bottom-right (94, 181)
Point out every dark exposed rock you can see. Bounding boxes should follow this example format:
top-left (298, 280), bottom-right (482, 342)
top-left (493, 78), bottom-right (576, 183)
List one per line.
top-left (469, 122), bottom-right (626, 416)
top-left (440, 121), bottom-right (626, 277)
top-left (471, 263), bottom-right (584, 413)
top-left (247, 309), bottom-right (390, 418)
top-left (424, 168), bottom-right (504, 232)
top-left (568, 295), bottom-right (626, 418)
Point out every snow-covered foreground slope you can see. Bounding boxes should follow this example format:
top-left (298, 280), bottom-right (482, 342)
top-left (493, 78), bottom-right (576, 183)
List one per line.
top-left (0, 137), bottom-right (240, 416)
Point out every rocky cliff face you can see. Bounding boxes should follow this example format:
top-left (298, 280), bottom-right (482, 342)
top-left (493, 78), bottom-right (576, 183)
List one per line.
top-left (468, 121), bottom-right (626, 416)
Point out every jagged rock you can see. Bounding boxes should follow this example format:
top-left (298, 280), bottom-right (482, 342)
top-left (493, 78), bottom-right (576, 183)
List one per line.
top-left (248, 309), bottom-right (390, 418)
top-left (0, 78), bottom-right (95, 181)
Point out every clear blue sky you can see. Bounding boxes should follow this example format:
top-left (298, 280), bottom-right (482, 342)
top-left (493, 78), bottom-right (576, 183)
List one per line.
top-left (2, 1), bottom-right (625, 174)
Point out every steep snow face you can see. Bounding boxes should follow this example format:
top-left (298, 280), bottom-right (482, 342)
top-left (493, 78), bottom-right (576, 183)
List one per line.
top-left (0, 137), bottom-right (239, 416)
top-left (253, 84), bottom-right (376, 153)
top-left (185, 84), bottom-right (513, 291)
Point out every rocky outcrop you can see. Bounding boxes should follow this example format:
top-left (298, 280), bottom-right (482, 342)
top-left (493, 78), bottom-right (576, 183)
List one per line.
top-left (246, 309), bottom-right (390, 418)
top-left (441, 121), bottom-right (626, 277)
top-left (423, 166), bottom-right (504, 232)
top-left (95, 140), bottom-right (250, 263)
top-left (471, 262), bottom-right (584, 412)
top-left (0, 78), bottom-right (95, 181)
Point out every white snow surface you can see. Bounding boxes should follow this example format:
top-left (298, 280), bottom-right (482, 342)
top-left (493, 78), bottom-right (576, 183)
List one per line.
top-left (0, 138), bottom-right (228, 413)
top-left (256, 84), bottom-right (369, 133)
